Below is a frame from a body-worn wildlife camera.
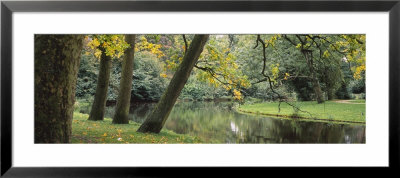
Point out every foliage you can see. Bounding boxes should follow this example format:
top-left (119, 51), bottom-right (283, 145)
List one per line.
top-left (135, 36), bottom-right (165, 58)
top-left (77, 34), bottom-right (366, 103)
top-left (86, 35), bottom-right (130, 59)
top-left (180, 75), bottom-right (230, 101)
top-left (162, 35), bottom-right (251, 101)
top-left (349, 78), bottom-right (366, 94)
top-left (75, 50), bottom-right (99, 98)
top-left (335, 82), bottom-right (352, 99)
top-left (131, 51), bottom-right (168, 101)
top-left (273, 35), bottom-right (364, 101)
top-left (106, 51), bottom-right (168, 102)
top-left (336, 35), bottom-right (366, 80)
top-left (76, 35), bottom-right (169, 102)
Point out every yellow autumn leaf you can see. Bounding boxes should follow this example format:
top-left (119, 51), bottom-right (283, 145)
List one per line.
top-left (323, 50), bottom-right (330, 58)
top-left (94, 49), bottom-right (102, 59)
top-left (92, 38), bottom-right (100, 47)
top-left (160, 73), bottom-right (167, 78)
top-left (233, 89), bottom-right (242, 100)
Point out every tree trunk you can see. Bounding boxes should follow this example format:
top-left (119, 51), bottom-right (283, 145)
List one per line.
top-left (327, 88), bottom-right (335, 100)
top-left (137, 34), bottom-right (209, 133)
top-left (302, 50), bottom-right (324, 103)
top-left (312, 78), bottom-right (324, 103)
top-left (34, 35), bottom-right (83, 143)
top-left (113, 35), bottom-right (136, 124)
top-left (88, 47), bottom-right (112, 121)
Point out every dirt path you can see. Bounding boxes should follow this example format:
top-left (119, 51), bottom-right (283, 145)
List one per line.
top-left (333, 100), bottom-right (364, 104)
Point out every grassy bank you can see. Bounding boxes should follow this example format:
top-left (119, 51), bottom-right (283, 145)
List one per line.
top-left (71, 112), bottom-right (202, 143)
top-left (238, 100), bottom-right (366, 124)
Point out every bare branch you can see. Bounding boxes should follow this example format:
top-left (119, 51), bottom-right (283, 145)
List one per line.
top-left (182, 35), bottom-right (188, 54)
top-left (283, 35), bottom-right (297, 46)
top-left (253, 35), bottom-right (313, 117)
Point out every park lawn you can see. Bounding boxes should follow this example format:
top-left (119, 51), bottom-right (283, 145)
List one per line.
top-left (238, 100), bottom-right (366, 123)
top-left (71, 112), bottom-right (202, 144)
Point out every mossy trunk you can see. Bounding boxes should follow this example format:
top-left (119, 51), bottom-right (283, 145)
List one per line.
top-left (113, 35), bottom-right (136, 124)
top-left (137, 34), bottom-right (209, 133)
top-left (302, 50), bottom-right (324, 104)
top-left (34, 35), bottom-right (83, 143)
top-left (88, 47), bottom-right (112, 121)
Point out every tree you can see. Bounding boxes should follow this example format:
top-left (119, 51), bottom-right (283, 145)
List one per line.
top-left (34, 35), bottom-right (83, 143)
top-left (88, 46), bottom-right (112, 121)
top-left (283, 35), bottom-right (325, 103)
top-left (137, 34), bottom-right (209, 133)
top-left (301, 48), bottom-right (325, 103)
top-left (164, 35), bottom-right (251, 102)
top-left (87, 35), bottom-right (129, 121)
top-left (320, 57), bottom-right (343, 100)
top-left (113, 35), bottom-right (136, 124)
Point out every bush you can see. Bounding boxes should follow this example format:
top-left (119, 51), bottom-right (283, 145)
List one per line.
top-left (131, 51), bottom-right (168, 101)
top-left (352, 93), bottom-right (366, 99)
top-left (349, 79), bottom-right (365, 94)
top-left (180, 76), bottom-right (230, 101)
top-left (335, 82), bottom-right (352, 99)
top-left (75, 52), bottom-right (99, 99)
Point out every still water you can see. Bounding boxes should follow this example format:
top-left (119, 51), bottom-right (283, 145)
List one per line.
top-left (100, 101), bottom-right (365, 143)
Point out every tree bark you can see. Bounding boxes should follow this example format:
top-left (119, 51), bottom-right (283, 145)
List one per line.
top-left (88, 46), bottom-right (112, 121)
top-left (302, 50), bottom-right (324, 103)
top-left (113, 35), bottom-right (136, 124)
top-left (34, 35), bottom-right (83, 143)
top-left (137, 34), bottom-right (209, 133)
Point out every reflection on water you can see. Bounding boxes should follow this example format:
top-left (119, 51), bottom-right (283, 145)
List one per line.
top-left (100, 101), bottom-right (365, 143)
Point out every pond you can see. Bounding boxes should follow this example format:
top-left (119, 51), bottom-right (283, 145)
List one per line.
top-left (97, 101), bottom-right (365, 143)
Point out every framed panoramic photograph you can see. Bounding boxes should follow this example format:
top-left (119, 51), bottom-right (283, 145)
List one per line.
top-left (1, 0), bottom-right (399, 177)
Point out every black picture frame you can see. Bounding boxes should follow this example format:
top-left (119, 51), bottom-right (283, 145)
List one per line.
top-left (1, 0), bottom-right (399, 177)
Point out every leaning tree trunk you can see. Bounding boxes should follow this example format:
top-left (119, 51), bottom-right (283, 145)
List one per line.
top-left (302, 50), bottom-right (324, 104)
top-left (113, 35), bottom-right (136, 124)
top-left (137, 34), bottom-right (209, 133)
top-left (34, 35), bottom-right (83, 143)
top-left (88, 47), bottom-right (112, 121)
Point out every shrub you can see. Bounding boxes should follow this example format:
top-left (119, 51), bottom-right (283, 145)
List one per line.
top-left (349, 79), bottom-right (365, 94)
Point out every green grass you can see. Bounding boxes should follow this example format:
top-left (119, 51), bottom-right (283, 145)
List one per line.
top-left (238, 100), bottom-right (366, 123)
top-left (71, 112), bottom-right (202, 144)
